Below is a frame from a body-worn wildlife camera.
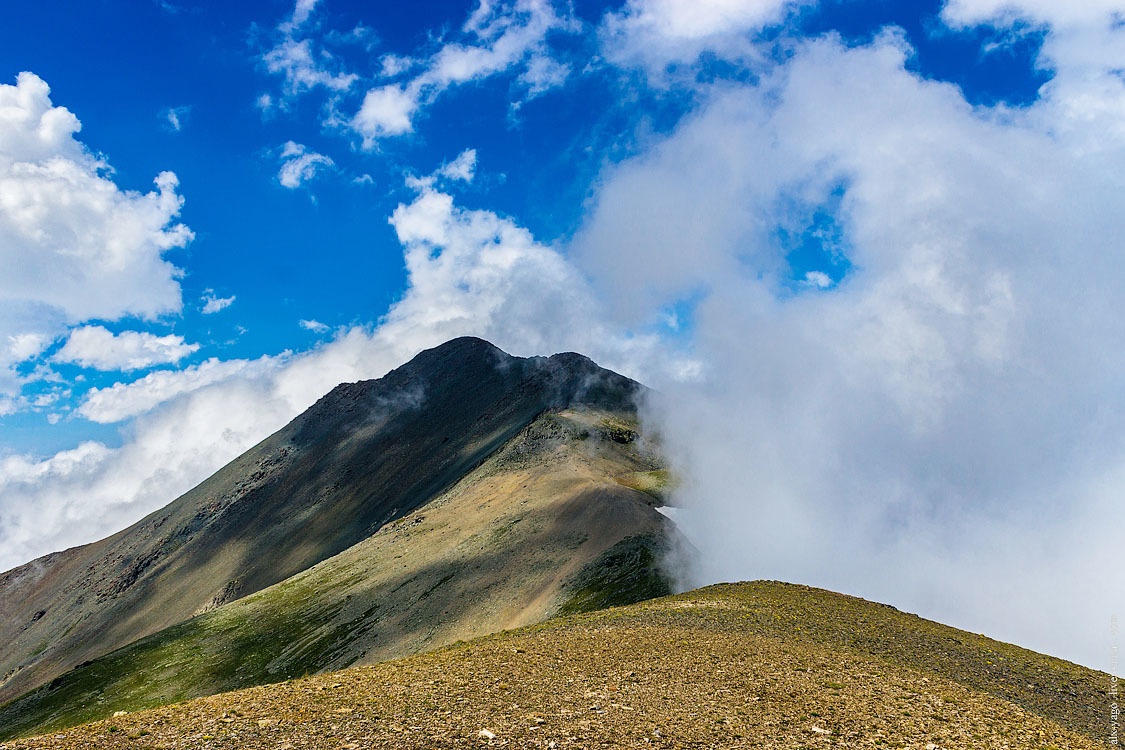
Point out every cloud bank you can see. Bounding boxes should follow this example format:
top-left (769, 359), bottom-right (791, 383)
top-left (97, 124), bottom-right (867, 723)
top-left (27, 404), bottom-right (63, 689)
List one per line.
top-left (75, 355), bottom-right (279, 424)
top-left (0, 175), bottom-right (675, 583)
top-left (576, 22), bottom-right (1125, 670)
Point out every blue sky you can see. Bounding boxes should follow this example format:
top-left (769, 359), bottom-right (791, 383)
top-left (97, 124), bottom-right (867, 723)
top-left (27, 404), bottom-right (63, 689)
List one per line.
top-left (0, 0), bottom-right (1049, 455)
top-left (2, 0), bottom-right (1124, 669)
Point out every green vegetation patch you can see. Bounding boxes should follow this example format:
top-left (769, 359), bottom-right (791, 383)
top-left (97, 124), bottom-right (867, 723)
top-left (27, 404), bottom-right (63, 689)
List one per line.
top-left (0, 574), bottom-right (354, 741)
top-left (557, 533), bottom-right (673, 615)
top-left (614, 469), bottom-right (675, 501)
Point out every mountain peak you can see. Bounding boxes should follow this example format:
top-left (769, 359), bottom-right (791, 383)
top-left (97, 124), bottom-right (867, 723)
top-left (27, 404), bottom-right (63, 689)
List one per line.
top-left (0, 338), bottom-right (649, 713)
top-left (404, 336), bottom-right (508, 370)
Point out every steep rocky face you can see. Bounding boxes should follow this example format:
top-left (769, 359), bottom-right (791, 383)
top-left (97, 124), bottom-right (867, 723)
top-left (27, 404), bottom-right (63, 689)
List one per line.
top-left (0, 405), bottom-right (675, 739)
top-left (0, 337), bottom-right (646, 705)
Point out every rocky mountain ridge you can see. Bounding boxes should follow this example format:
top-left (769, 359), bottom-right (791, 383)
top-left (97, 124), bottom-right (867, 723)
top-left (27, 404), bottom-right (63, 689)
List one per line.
top-left (0, 338), bottom-right (666, 733)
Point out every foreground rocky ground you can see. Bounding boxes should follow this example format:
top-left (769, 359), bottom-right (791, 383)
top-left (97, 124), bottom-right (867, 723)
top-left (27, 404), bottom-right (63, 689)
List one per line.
top-left (2, 582), bottom-right (1113, 749)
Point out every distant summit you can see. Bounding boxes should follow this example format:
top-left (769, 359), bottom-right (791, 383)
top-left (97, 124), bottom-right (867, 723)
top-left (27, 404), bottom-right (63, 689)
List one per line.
top-left (0, 338), bottom-right (674, 738)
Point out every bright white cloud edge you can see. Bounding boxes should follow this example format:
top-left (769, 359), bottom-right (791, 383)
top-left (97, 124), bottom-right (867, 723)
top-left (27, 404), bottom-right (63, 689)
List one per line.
top-left (53, 325), bottom-right (199, 371)
top-left (0, 72), bottom-right (192, 410)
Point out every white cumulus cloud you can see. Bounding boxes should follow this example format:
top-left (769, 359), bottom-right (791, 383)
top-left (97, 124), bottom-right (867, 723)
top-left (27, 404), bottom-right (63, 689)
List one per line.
top-left (600, 0), bottom-right (810, 73)
top-left (6, 333), bottom-right (49, 362)
top-left (802, 270), bottom-right (831, 288)
top-left (438, 148), bottom-right (477, 182)
top-left (53, 325), bottom-right (199, 371)
top-left (351, 85), bottom-right (418, 142)
top-left (0, 72), bottom-right (192, 404)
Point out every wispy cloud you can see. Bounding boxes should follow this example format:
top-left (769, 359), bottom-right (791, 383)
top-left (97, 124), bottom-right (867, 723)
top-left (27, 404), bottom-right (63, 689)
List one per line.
top-left (287, 0), bottom-right (320, 29)
top-left (408, 149), bottom-right (479, 191)
top-left (277, 141), bottom-right (335, 188)
top-left (349, 0), bottom-right (578, 148)
top-left (262, 0), bottom-right (357, 101)
top-left (201, 290), bottom-right (236, 314)
top-left (264, 38), bottom-right (358, 97)
top-left (160, 105), bottom-right (191, 131)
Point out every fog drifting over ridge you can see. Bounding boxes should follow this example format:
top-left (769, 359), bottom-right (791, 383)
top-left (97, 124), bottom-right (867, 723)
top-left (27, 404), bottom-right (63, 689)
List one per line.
top-left (593, 32), bottom-right (1125, 671)
top-left (2, 0), bottom-right (1123, 674)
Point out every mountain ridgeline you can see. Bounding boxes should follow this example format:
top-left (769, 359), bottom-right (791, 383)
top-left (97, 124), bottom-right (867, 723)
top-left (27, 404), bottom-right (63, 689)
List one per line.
top-left (0, 337), bottom-right (1118, 749)
top-left (0, 338), bottom-right (677, 738)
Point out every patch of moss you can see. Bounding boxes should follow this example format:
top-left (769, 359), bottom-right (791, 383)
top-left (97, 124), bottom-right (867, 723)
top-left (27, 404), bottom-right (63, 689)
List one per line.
top-left (615, 469), bottom-right (675, 501)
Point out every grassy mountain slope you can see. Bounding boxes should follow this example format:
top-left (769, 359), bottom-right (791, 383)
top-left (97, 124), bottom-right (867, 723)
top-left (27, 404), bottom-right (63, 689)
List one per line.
top-left (1, 582), bottom-right (1113, 749)
top-left (0, 408), bottom-right (676, 740)
top-left (0, 337), bottom-right (645, 706)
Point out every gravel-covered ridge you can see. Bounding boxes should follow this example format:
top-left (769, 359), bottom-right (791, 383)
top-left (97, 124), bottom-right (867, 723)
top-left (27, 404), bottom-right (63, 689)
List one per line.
top-left (2, 581), bottom-right (1113, 749)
